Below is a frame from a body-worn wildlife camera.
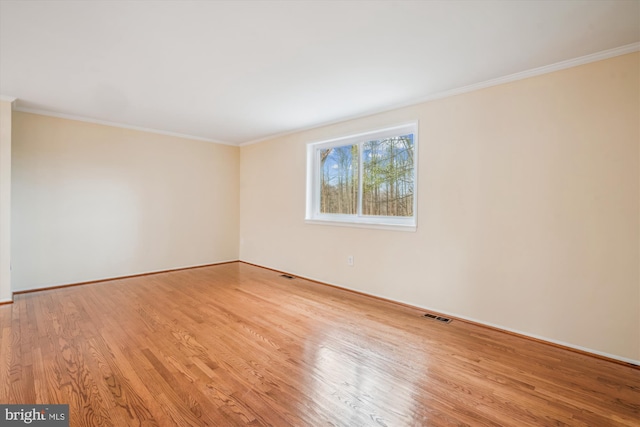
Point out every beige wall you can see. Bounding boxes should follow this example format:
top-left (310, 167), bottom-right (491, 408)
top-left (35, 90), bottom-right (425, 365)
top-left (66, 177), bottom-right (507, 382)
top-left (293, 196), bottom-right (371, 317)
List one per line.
top-left (0, 100), bottom-right (12, 302)
top-left (240, 53), bottom-right (640, 362)
top-left (12, 112), bottom-right (239, 291)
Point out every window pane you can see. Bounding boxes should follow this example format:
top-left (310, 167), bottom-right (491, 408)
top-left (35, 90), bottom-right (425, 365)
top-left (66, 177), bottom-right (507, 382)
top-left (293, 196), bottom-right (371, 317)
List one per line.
top-left (320, 144), bottom-right (359, 214)
top-left (362, 135), bottom-right (414, 217)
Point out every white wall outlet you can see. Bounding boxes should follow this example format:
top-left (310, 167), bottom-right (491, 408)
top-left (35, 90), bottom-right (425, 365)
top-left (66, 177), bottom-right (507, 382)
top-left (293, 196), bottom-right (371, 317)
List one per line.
top-left (347, 255), bottom-right (354, 266)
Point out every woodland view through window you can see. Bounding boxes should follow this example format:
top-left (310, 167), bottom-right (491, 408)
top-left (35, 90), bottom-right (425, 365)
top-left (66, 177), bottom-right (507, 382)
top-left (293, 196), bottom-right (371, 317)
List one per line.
top-left (306, 123), bottom-right (417, 229)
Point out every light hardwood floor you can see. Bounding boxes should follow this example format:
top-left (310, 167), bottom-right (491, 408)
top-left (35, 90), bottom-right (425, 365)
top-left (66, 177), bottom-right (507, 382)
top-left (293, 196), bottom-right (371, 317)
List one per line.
top-left (1, 262), bottom-right (638, 426)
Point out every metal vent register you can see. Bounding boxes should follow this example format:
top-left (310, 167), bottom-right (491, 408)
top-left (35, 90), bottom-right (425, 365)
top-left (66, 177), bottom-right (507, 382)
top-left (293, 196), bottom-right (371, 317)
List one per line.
top-left (424, 313), bottom-right (452, 323)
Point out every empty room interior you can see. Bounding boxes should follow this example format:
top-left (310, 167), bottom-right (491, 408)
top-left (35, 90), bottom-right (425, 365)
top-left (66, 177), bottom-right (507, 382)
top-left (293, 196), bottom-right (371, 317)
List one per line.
top-left (0, 1), bottom-right (639, 426)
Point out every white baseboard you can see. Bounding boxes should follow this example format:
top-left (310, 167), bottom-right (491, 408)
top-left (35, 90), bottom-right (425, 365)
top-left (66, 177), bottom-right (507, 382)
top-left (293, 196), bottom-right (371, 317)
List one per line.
top-left (414, 303), bottom-right (640, 366)
top-left (244, 261), bottom-right (640, 366)
top-left (11, 259), bottom-right (239, 293)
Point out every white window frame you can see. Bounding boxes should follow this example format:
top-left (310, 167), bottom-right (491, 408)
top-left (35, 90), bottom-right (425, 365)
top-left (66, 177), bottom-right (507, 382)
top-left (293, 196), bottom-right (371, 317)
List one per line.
top-left (305, 122), bottom-right (418, 231)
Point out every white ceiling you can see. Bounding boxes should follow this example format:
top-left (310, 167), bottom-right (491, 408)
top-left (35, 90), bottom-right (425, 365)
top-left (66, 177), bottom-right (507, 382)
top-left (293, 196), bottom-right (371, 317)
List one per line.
top-left (1, 1), bottom-right (638, 145)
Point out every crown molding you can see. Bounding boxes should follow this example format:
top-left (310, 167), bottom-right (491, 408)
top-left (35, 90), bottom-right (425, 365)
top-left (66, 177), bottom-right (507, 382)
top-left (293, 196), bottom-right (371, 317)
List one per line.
top-left (13, 107), bottom-right (238, 146)
top-left (7, 43), bottom-right (639, 148)
top-left (239, 42), bottom-right (640, 146)
top-left (417, 42), bottom-right (640, 104)
top-left (0, 95), bottom-right (17, 104)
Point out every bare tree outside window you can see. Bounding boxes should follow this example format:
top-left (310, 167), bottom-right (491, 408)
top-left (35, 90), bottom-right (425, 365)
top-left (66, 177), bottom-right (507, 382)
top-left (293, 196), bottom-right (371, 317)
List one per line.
top-left (307, 123), bottom-right (417, 229)
top-left (318, 135), bottom-right (414, 217)
top-left (320, 145), bottom-right (358, 214)
top-left (362, 135), bottom-right (414, 217)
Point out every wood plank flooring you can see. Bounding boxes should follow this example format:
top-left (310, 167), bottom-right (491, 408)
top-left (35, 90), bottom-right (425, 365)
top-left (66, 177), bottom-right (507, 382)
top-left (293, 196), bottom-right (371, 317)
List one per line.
top-left (0, 262), bottom-right (638, 426)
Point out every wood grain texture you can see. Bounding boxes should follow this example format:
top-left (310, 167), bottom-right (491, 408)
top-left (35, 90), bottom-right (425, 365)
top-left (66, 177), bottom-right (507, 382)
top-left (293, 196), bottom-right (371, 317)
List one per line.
top-left (0, 262), bottom-right (638, 426)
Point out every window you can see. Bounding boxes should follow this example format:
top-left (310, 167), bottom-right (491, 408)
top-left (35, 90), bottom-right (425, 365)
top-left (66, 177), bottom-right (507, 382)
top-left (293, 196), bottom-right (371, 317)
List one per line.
top-left (306, 122), bottom-right (417, 230)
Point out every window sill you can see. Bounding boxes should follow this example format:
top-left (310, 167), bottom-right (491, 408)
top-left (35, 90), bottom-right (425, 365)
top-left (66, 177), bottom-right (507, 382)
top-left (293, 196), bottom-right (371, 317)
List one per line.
top-left (304, 218), bottom-right (417, 232)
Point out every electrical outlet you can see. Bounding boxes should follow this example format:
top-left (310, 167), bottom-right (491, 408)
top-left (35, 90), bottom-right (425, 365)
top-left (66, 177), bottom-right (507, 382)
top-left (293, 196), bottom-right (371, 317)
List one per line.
top-left (347, 255), bottom-right (354, 266)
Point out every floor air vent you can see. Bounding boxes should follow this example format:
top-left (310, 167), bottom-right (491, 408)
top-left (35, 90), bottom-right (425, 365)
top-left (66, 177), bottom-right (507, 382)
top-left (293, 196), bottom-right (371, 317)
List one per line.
top-left (424, 313), bottom-right (452, 323)
top-left (280, 274), bottom-right (295, 280)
